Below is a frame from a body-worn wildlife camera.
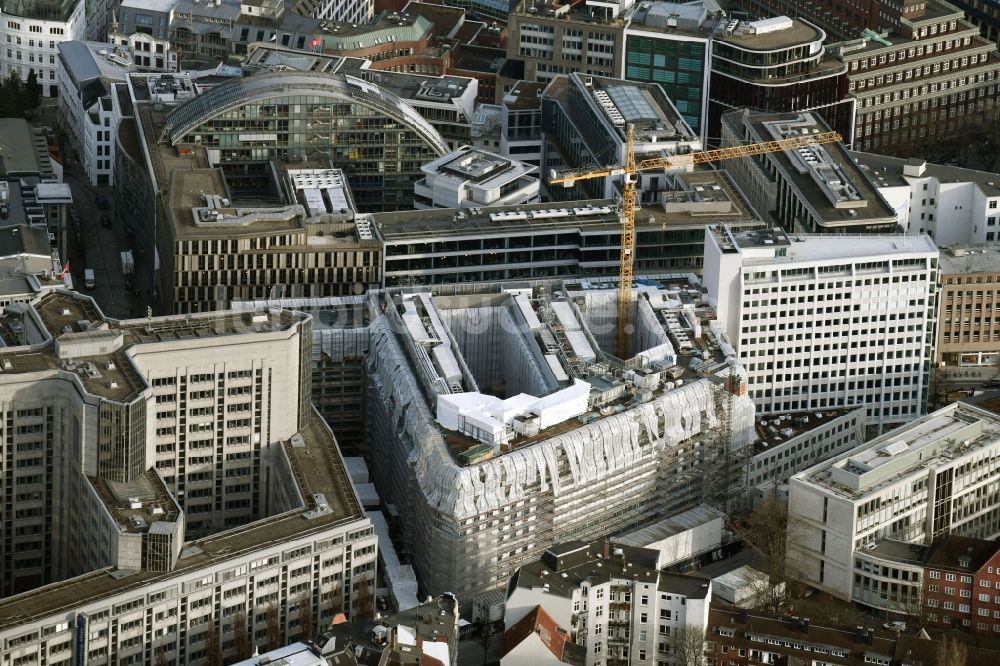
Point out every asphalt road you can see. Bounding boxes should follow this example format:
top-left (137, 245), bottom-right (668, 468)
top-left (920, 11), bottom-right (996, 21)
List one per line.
top-left (63, 168), bottom-right (150, 319)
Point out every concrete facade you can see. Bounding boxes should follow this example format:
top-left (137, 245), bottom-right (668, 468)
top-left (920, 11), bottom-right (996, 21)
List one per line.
top-left (704, 224), bottom-right (938, 428)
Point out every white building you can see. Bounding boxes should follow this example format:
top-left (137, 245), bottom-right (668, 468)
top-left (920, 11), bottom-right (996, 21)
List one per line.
top-left (499, 81), bottom-right (544, 168)
top-left (0, 291), bottom-right (376, 666)
top-left (787, 402), bottom-right (1000, 610)
top-left (413, 146), bottom-right (539, 210)
top-left (856, 152), bottom-right (1000, 245)
top-left (747, 405), bottom-right (868, 500)
top-left (0, 0), bottom-right (86, 96)
top-left (505, 540), bottom-right (713, 666)
top-left (365, 278), bottom-right (755, 605)
top-left (56, 41), bottom-right (132, 185)
top-left (719, 110), bottom-right (900, 234)
top-left (616, 505), bottom-right (726, 571)
top-left (703, 224), bottom-right (939, 429)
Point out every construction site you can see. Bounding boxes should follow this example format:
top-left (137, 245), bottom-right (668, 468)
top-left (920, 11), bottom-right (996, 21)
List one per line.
top-left (363, 276), bottom-right (756, 603)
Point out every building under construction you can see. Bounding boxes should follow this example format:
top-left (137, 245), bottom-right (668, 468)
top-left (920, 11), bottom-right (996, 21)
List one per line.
top-left (363, 277), bottom-right (756, 604)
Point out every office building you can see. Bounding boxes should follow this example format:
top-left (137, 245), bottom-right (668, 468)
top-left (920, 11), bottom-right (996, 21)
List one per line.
top-left (108, 0), bottom-right (177, 72)
top-left (935, 244), bottom-right (1000, 368)
top-left (233, 295), bottom-right (370, 452)
top-left (708, 17), bottom-right (854, 142)
top-left (706, 605), bottom-right (902, 666)
top-left (364, 278), bottom-right (756, 603)
top-left (500, 80), bottom-right (544, 167)
top-left (504, 540), bottom-right (712, 666)
top-left (952, 0), bottom-right (1000, 45)
top-left (506, 0), bottom-right (624, 84)
top-left (719, 110), bottom-right (900, 233)
top-left (0, 225), bottom-right (68, 306)
top-left (0, 290), bottom-right (377, 665)
top-left (703, 224), bottom-right (938, 428)
top-left (787, 402), bottom-right (1000, 609)
top-left (375, 170), bottom-right (762, 286)
top-left (159, 68), bottom-right (448, 210)
top-left (622, 1), bottom-right (717, 135)
top-left (414, 145), bottom-right (539, 209)
top-left (118, 67), bottom-right (436, 310)
top-left (0, 118), bottom-right (72, 258)
top-left (244, 45), bottom-right (477, 151)
top-left (922, 535), bottom-right (1000, 633)
top-left (0, 0), bottom-right (85, 96)
top-left (855, 153), bottom-right (1000, 245)
top-left (828, 1), bottom-right (1000, 155)
top-left (747, 405), bottom-right (867, 500)
top-left (542, 73), bottom-right (702, 202)
top-left (56, 41), bottom-right (132, 186)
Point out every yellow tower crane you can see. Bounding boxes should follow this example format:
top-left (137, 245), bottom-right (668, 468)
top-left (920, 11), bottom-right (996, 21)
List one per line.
top-left (550, 126), bottom-right (842, 359)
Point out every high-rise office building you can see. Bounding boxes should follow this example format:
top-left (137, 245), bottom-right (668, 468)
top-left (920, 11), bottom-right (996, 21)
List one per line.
top-left (0, 290), bottom-right (376, 665)
top-left (704, 224), bottom-right (938, 429)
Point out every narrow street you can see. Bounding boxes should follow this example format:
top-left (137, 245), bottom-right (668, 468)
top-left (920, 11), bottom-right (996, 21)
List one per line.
top-left (62, 166), bottom-right (152, 319)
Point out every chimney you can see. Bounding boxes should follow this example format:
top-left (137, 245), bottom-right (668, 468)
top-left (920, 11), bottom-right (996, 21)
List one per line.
top-left (855, 626), bottom-right (866, 643)
top-left (802, 618), bottom-right (810, 634)
top-left (867, 628), bottom-right (875, 645)
top-left (738, 608), bottom-right (748, 624)
top-left (602, 539), bottom-right (610, 559)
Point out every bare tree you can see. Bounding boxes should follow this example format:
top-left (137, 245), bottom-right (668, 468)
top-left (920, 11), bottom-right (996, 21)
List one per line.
top-left (233, 611), bottom-right (251, 661)
top-left (155, 645), bottom-right (169, 666)
top-left (739, 565), bottom-right (788, 616)
top-left (475, 616), bottom-right (498, 666)
top-left (297, 591), bottom-right (314, 642)
top-left (669, 623), bottom-right (708, 666)
top-left (936, 634), bottom-right (968, 666)
top-left (743, 494), bottom-right (804, 603)
top-left (205, 621), bottom-right (223, 666)
top-left (266, 601), bottom-right (282, 652)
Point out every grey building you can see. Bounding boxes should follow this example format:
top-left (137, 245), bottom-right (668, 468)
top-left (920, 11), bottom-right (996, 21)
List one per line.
top-left (373, 170), bottom-right (762, 286)
top-left (541, 73), bottom-right (702, 203)
top-left (0, 290), bottom-right (377, 666)
top-left (719, 109), bottom-right (900, 233)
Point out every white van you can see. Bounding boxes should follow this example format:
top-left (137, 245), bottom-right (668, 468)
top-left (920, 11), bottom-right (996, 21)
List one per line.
top-left (83, 268), bottom-right (96, 290)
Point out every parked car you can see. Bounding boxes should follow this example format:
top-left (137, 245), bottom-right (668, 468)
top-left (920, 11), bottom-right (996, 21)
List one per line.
top-left (984, 379), bottom-right (1000, 389)
top-left (883, 621), bottom-right (906, 632)
top-left (100, 214), bottom-right (112, 228)
top-left (83, 268), bottom-right (96, 290)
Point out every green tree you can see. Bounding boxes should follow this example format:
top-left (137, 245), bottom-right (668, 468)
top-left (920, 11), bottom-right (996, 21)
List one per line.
top-left (23, 69), bottom-right (40, 113)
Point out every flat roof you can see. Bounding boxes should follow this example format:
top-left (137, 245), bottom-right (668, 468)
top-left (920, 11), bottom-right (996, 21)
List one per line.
top-left (854, 151), bottom-right (1000, 198)
top-left (0, 417), bottom-right (364, 632)
top-left (90, 469), bottom-right (179, 534)
top-left (726, 111), bottom-right (897, 227)
top-left (0, 291), bottom-right (306, 404)
top-left (0, 119), bottom-right (45, 176)
top-left (755, 407), bottom-right (861, 452)
top-left (617, 505), bottom-right (724, 548)
top-left (717, 18), bottom-right (823, 50)
top-left (939, 244), bottom-right (1000, 274)
top-left (503, 81), bottom-right (544, 110)
top-left (335, 58), bottom-right (474, 104)
top-left (376, 171), bottom-right (757, 241)
top-left (712, 224), bottom-right (938, 265)
top-left (795, 402), bottom-right (1000, 499)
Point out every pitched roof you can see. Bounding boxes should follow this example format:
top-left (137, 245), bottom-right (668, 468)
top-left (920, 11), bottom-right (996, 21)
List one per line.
top-left (924, 535), bottom-right (1000, 573)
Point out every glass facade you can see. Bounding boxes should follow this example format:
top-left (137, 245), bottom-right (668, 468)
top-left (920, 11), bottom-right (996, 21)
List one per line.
top-left (167, 73), bottom-right (448, 212)
top-left (625, 36), bottom-right (707, 133)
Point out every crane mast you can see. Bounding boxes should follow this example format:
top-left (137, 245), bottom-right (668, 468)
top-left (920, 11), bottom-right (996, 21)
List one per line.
top-left (550, 126), bottom-right (842, 360)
